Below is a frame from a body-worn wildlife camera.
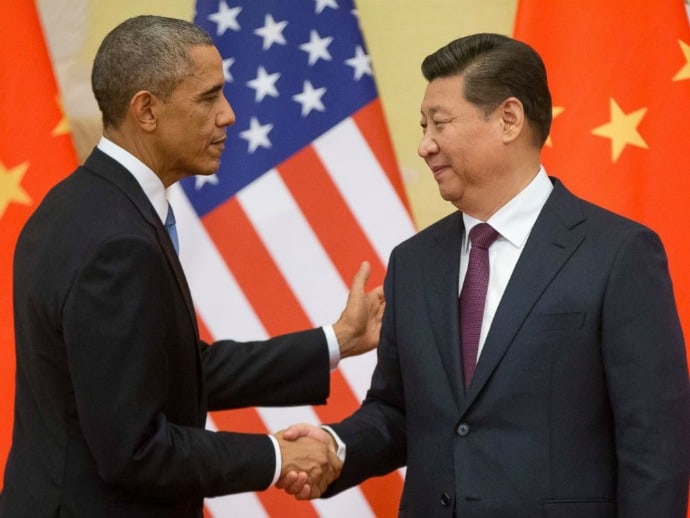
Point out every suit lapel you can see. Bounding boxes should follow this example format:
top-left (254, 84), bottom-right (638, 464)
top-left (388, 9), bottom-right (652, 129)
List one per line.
top-left (422, 212), bottom-right (466, 409)
top-left (460, 180), bottom-right (586, 413)
top-left (83, 148), bottom-right (201, 349)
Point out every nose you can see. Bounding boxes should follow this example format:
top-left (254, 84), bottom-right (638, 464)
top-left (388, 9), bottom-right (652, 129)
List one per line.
top-left (418, 132), bottom-right (438, 158)
top-left (216, 92), bottom-right (236, 128)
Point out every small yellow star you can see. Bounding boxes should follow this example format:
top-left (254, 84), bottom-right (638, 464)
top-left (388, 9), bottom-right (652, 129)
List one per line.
top-left (545, 106), bottom-right (564, 147)
top-left (0, 161), bottom-right (32, 219)
top-left (673, 39), bottom-right (690, 81)
top-left (52, 95), bottom-right (71, 136)
top-left (591, 98), bottom-right (648, 163)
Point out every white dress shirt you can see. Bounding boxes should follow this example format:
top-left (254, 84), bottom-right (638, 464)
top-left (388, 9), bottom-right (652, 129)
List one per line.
top-left (96, 136), bottom-right (342, 485)
top-left (460, 167), bottom-right (553, 361)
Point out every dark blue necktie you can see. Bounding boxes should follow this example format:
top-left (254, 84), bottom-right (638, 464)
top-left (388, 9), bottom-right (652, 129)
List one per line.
top-left (165, 202), bottom-right (179, 255)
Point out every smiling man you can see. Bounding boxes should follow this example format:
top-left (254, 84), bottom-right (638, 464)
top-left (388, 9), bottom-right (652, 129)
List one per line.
top-left (279, 33), bottom-right (689, 517)
top-left (0, 15), bottom-right (384, 517)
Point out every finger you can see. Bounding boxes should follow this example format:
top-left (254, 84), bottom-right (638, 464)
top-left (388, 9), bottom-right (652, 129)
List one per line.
top-left (285, 472), bottom-right (309, 495)
top-left (310, 473), bottom-right (329, 499)
top-left (295, 483), bottom-right (312, 501)
top-left (281, 423), bottom-right (312, 440)
top-left (275, 470), bottom-right (298, 490)
top-left (375, 298), bottom-right (386, 321)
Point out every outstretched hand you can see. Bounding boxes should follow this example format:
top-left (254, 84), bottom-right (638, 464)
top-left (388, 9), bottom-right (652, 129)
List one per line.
top-left (333, 261), bottom-right (385, 359)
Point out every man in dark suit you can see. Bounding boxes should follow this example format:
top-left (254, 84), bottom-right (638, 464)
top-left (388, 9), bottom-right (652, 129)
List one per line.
top-left (0, 15), bottom-right (385, 517)
top-left (278, 33), bottom-right (690, 516)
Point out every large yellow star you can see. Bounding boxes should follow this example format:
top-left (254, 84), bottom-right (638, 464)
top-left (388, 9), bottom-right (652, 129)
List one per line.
top-left (52, 95), bottom-right (71, 136)
top-left (673, 39), bottom-right (690, 81)
top-left (591, 98), bottom-right (648, 163)
top-left (545, 106), bottom-right (564, 147)
top-left (0, 161), bottom-right (32, 219)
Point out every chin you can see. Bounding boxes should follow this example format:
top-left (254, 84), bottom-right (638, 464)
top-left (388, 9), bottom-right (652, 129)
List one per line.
top-left (438, 186), bottom-right (456, 202)
top-left (197, 161), bottom-right (221, 176)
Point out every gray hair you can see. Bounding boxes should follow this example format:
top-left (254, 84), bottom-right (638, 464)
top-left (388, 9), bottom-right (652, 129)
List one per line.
top-left (92, 15), bottom-right (214, 129)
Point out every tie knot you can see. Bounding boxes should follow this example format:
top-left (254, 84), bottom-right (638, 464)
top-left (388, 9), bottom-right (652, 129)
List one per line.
top-left (469, 223), bottom-right (499, 250)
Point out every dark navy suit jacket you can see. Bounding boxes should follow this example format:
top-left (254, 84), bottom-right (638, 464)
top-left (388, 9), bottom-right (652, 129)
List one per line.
top-left (1, 148), bottom-right (331, 517)
top-left (328, 178), bottom-right (689, 518)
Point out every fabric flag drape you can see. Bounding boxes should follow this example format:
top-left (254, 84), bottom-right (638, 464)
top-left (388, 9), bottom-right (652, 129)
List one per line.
top-left (172, 0), bottom-right (416, 515)
top-left (513, 2), bottom-right (690, 514)
top-left (0, 0), bottom-right (79, 489)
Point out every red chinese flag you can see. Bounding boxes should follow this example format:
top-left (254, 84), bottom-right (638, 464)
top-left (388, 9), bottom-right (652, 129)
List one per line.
top-left (514, 3), bottom-right (690, 513)
top-left (514, 2), bottom-right (690, 364)
top-left (0, 0), bottom-right (78, 487)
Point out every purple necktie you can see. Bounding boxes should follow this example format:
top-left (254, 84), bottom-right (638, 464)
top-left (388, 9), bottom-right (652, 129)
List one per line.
top-left (460, 223), bottom-right (499, 389)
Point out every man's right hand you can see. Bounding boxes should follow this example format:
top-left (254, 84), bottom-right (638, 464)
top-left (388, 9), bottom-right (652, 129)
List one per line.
top-left (274, 427), bottom-right (342, 499)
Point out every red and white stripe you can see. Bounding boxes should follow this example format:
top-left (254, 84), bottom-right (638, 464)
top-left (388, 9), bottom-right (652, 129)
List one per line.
top-left (170, 100), bottom-right (415, 516)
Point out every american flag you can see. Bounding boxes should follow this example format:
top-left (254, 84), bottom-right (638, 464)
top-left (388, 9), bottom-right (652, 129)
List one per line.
top-left (168, 0), bottom-right (416, 515)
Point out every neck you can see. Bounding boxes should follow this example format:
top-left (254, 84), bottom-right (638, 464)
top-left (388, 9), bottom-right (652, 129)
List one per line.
top-left (102, 127), bottom-right (176, 187)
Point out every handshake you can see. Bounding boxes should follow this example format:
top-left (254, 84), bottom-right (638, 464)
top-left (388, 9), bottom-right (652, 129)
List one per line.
top-left (271, 261), bottom-right (383, 500)
top-left (274, 423), bottom-right (341, 500)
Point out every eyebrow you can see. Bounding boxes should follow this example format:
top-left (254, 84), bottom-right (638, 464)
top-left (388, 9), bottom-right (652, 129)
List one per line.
top-left (197, 83), bottom-right (224, 99)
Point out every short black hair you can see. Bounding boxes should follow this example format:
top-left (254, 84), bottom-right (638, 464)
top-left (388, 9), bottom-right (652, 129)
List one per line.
top-left (422, 33), bottom-right (552, 147)
top-left (92, 15), bottom-right (214, 129)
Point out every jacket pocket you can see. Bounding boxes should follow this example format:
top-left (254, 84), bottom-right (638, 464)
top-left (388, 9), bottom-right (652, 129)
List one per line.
top-left (542, 499), bottom-right (614, 518)
top-left (522, 312), bottom-right (585, 332)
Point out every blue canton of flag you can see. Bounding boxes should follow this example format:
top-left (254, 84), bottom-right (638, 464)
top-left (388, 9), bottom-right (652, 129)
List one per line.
top-left (184, 0), bottom-right (377, 216)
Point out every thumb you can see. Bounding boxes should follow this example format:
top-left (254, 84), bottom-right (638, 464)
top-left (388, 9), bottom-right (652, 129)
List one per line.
top-left (350, 261), bottom-right (371, 294)
top-left (282, 423), bottom-right (314, 441)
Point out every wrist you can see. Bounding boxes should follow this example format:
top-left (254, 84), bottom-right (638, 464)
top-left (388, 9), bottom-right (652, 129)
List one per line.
top-left (333, 319), bottom-right (355, 359)
top-left (320, 425), bottom-right (346, 462)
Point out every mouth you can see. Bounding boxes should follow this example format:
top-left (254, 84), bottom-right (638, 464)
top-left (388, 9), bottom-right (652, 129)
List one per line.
top-left (209, 137), bottom-right (226, 155)
top-left (430, 165), bottom-right (449, 178)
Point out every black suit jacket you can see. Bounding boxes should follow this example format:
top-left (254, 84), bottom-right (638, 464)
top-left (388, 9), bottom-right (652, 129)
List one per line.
top-left (1, 148), bottom-right (331, 517)
top-left (328, 179), bottom-right (689, 517)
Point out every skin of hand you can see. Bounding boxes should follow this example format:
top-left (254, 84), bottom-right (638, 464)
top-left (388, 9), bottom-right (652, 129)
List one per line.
top-left (274, 428), bottom-right (342, 499)
top-left (332, 261), bottom-right (385, 359)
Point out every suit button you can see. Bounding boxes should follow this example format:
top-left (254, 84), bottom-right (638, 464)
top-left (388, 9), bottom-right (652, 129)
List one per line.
top-left (440, 492), bottom-right (451, 506)
top-left (456, 423), bottom-right (470, 436)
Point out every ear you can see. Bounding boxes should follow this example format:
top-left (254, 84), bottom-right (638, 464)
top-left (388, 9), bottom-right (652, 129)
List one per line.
top-left (129, 90), bottom-right (158, 132)
top-left (499, 97), bottom-right (525, 143)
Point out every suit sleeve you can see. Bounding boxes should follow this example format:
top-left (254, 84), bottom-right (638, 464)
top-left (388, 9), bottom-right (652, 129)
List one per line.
top-left (62, 235), bottom-right (321, 500)
top-left (600, 227), bottom-right (690, 516)
top-left (200, 328), bottom-right (329, 411)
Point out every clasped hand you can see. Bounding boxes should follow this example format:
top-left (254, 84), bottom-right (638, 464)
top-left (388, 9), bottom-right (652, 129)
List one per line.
top-left (274, 262), bottom-right (382, 499)
top-left (274, 424), bottom-right (340, 499)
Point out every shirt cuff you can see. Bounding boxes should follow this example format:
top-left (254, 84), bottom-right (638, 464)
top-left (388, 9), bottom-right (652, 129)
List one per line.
top-left (322, 325), bottom-right (341, 370)
top-left (268, 434), bottom-right (281, 486)
top-left (321, 425), bottom-right (347, 462)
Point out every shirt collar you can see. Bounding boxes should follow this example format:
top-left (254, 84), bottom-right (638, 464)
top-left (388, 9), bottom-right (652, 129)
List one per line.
top-left (462, 166), bottom-right (553, 251)
top-left (96, 136), bottom-right (168, 224)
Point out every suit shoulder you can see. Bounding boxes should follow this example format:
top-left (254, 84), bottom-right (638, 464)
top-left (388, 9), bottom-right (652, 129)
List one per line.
top-left (392, 211), bottom-right (460, 253)
top-left (577, 197), bottom-right (659, 241)
top-left (550, 179), bottom-right (658, 239)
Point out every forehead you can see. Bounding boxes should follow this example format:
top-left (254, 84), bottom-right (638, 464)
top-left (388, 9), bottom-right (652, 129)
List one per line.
top-left (175, 45), bottom-right (224, 94)
top-left (420, 74), bottom-right (466, 115)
